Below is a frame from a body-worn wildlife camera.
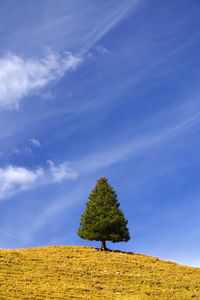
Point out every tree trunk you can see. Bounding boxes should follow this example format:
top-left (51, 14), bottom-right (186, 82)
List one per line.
top-left (101, 240), bottom-right (107, 251)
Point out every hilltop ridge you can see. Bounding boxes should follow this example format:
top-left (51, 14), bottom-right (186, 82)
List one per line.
top-left (0, 246), bottom-right (200, 299)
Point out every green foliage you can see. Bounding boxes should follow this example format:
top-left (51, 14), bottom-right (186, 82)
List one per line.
top-left (77, 177), bottom-right (130, 248)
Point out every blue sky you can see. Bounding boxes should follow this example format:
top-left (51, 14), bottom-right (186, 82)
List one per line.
top-left (0, 0), bottom-right (200, 267)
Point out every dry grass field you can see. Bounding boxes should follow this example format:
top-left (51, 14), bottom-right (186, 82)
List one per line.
top-left (0, 246), bottom-right (200, 299)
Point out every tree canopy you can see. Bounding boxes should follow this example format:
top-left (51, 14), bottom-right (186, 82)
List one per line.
top-left (77, 177), bottom-right (130, 250)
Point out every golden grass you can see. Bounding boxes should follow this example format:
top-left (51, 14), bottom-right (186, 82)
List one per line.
top-left (0, 246), bottom-right (200, 299)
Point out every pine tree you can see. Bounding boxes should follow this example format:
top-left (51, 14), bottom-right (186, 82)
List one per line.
top-left (77, 177), bottom-right (130, 250)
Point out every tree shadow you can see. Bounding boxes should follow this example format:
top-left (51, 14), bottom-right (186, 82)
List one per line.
top-left (108, 249), bottom-right (135, 255)
top-left (95, 247), bottom-right (135, 255)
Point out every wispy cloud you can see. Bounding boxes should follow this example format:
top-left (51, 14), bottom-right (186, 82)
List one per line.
top-left (0, 1), bottom-right (140, 114)
top-left (47, 160), bottom-right (78, 182)
top-left (96, 45), bottom-right (110, 55)
top-left (29, 138), bottom-right (41, 147)
top-left (0, 161), bottom-right (78, 200)
top-left (0, 50), bottom-right (82, 110)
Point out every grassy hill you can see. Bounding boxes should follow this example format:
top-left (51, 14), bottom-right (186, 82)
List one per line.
top-left (0, 246), bottom-right (200, 299)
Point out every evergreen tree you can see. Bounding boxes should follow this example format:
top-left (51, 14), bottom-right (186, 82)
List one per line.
top-left (77, 177), bottom-right (130, 250)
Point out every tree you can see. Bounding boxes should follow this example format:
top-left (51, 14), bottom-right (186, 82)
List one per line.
top-left (77, 177), bottom-right (130, 250)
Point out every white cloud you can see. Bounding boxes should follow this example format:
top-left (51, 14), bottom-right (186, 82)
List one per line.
top-left (29, 138), bottom-right (41, 147)
top-left (0, 166), bottom-right (43, 199)
top-left (0, 50), bottom-right (82, 110)
top-left (0, 161), bottom-right (78, 200)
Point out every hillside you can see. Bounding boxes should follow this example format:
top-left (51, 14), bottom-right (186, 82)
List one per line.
top-left (0, 246), bottom-right (200, 299)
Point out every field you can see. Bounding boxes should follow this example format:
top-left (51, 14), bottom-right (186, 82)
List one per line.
top-left (0, 246), bottom-right (200, 299)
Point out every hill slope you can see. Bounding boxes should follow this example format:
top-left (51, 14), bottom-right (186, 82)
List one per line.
top-left (0, 246), bottom-right (200, 299)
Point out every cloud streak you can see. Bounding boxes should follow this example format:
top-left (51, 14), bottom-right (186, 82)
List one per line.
top-left (0, 50), bottom-right (82, 110)
top-left (79, 0), bottom-right (140, 56)
top-left (74, 105), bottom-right (200, 175)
